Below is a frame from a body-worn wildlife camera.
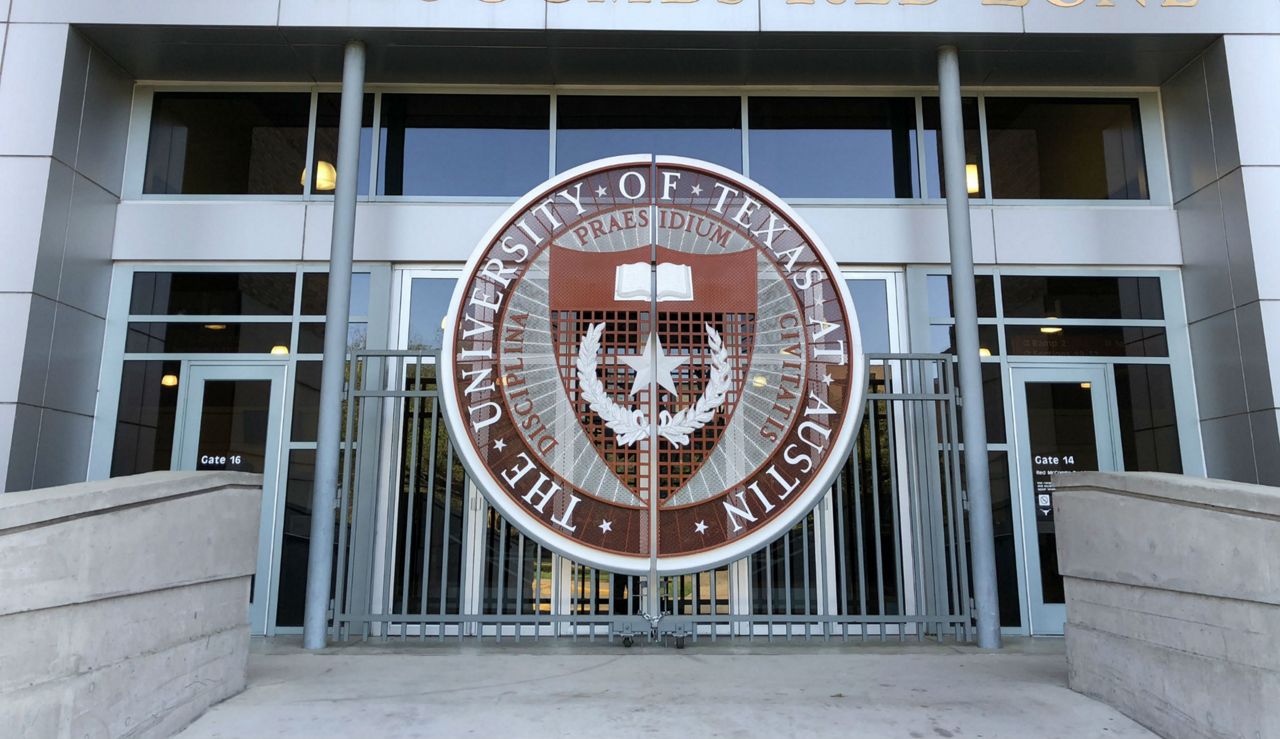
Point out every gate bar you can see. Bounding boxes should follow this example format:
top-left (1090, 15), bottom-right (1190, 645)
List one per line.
top-left (304, 39), bottom-right (366, 650)
top-left (938, 45), bottom-right (1001, 650)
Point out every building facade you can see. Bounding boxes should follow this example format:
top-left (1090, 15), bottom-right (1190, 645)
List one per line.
top-left (1, 0), bottom-right (1278, 639)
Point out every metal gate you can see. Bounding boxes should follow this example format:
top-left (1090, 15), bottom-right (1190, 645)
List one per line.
top-left (328, 352), bottom-right (971, 643)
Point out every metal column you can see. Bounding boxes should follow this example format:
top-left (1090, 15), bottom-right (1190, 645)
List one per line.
top-left (303, 39), bottom-right (366, 650)
top-left (937, 45), bottom-right (1002, 650)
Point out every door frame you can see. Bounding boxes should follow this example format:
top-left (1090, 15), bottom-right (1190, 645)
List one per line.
top-left (1008, 363), bottom-right (1121, 635)
top-left (173, 361), bottom-right (290, 635)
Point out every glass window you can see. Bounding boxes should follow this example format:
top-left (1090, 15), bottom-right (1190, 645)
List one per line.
top-left (379, 94), bottom-right (549, 197)
top-left (130, 272), bottom-right (295, 316)
top-left (1001, 276), bottom-right (1163, 320)
top-left (144, 92), bottom-right (311, 195)
top-left (111, 360), bottom-right (181, 476)
top-left (291, 361), bottom-right (322, 442)
top-left (556, 96), bottom-right (742, 173)
top-left (985, 452), bottom-right (1020, 627)
top-left (297, 322), bottom-right (368, 354)
top-left (407, 278), bottom-right (457, 354)
top-left (928, 325), bottom-right (1000, 357)
top-left (300, 272), bottom-right (371, 317)
top-left (926, 274), bottom-right (997, 319)
top-left (310, 93), bottom-right (374, 197)
top-left (921, 97), bottom-right (985, 199)
top-left (748, 97), bottom-right (918, 198)
top-left (1005, 325), bottom-right (1168, 358)
top-left (125, 322), bottom-right (293, 354)
top-left (275, 450), bottom-right (315, 627)
top-left (985, 98), bottom-right (1148, 200)
top-left (847, 280), bottom-right (891, 354)
top-left (1114, 365), bottom-right (1183, 474)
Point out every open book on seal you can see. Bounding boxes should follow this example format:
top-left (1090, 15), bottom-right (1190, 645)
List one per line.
top-left (613, 262), bottom-right (695, 302)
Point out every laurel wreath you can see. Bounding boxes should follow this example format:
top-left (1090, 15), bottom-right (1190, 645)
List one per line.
top-left (576, 322), bottom-right (732, 448)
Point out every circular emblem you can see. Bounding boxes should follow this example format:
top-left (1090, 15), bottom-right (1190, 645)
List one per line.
top-left (441, 155), bottom-right (865, 574)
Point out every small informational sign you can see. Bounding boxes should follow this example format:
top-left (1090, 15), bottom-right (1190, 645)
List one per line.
top-left (198, 452), bottom-right (252, 472)
top-left (1031, 454), bottom-right (1080, 520)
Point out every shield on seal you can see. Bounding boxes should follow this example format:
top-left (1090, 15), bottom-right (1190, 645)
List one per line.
top-left (549, 245), bottom-right (758, 501)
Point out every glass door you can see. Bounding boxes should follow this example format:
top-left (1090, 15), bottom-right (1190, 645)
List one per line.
top-left (1010, 365), bottom-right (1118, 635)
top-left (174, 363), bottom-right (288, 635)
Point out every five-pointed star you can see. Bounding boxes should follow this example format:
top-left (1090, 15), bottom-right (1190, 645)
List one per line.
top-left (598, 519), bottom-right (612, 534)
top-left (694, 520), bottom-right (708, 535)
top-left (822, 373), bottom-right (834, 386)
top-left (595, 185), bottom-right (608, 197)
top-left (621, 335), bottom-right (688, 397)
top-left (690, 184), bottom-right (703, 196)
top-left (493, 438), bottom-right (507, 452)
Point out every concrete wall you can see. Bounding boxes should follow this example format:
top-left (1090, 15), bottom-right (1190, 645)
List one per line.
top-left (1163, 35), bottom-right (1280, 485)
top-left (1055, 471), bottom-right (1280, 739)
top-left (0, 471), bottom-right (262, 738)
top-left (0, 23), bottom-right (133, 491)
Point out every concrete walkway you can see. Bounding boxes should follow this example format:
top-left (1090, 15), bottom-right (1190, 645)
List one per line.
top-left (178, 638), bottom-right (1154, 739)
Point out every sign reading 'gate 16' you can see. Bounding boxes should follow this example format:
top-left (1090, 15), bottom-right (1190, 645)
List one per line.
top-left (441, 155), bottom-right (866, 575)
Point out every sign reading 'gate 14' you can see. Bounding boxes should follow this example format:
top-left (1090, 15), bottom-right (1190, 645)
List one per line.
top-left (441, 156), bottom-right (866, 575)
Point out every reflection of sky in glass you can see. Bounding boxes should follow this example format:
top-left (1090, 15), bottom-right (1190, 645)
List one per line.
top-left (751, 129), bottom-right (916, 198)
top-left (848, 280), bottom-right (890, 354)
top-left (349, 273), bottom-right (371, 317)
top-left (556, 129), bottom-right (742, 173)
top-left (381, 129), bottom-right (548, 197)
top-left (407, 279), bottom-right (457, 353)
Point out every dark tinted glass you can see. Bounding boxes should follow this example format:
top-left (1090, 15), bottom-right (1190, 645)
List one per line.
top-left (130, 272), bottom-right (295, 315)
top-left (297, 321), bottom-right (368, 354)
top-left (125, 322), bottom-right (292, 354)
top-left (986, 452), bottom-right (1020, 627)
top-left (144, 92), bottom-right (310, 195)
top-left (556, 96), bottom-right (741, 172)
top-left (111, 360), bottom-right (180, 476)
top-left (407, 278), bottom-right (457, 354)
top-left (379, 94), bottom-right (549, 196)
top-left (926, 274), bottom-right (997, 319)
top-left (929, 325), bottom-right (1000, 357)
top-left (985, 98), bottom-right (1148, 200)
top-left (921, 97), bottom-right (984, 199)
top-left (300, 272), bottom-right (371, 316)
top-left (1002, 276), bottom-right (1163, 320)
top-left (311, 93), bottom-right (374, 196)
top-left (983, 363), bottom-right (1006, 444)
top-left (748, 97), bottom-right (919, 198)
top-left (1006, 325), bottom-right (1168, 358)
top-left (291, 361), bottom-right (322, 442)
top-left (1114, 364), bottom-right (1183, 474)
top-left (276, 450), bottom-right (316, 627)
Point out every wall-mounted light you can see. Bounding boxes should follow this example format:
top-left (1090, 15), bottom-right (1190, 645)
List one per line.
top-left (979, 347), bottom-right (992, 358)
top-left (301, 161), bottom-right (338, 192)
top-left (1080, 382), bottom-right (1093, 390)
top-left (203, 324), bottom-right (227, 331)
top-left (160, 374), bottom-right (179, 388)
top-left (752, 375), bottom-right (768, 388)
top-left (1040, 326), bottom-right (1064, 335)
top-left (270, 345), bottom-right (290, 356)
top-left (966, 164), bottom-right (981, 195)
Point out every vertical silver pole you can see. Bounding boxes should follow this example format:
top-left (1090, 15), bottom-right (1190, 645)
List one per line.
top-left (647, 159), bottom-right (661, 630)
top-left (303, 40), bottom-right (366, 650)
top-left (937, 45), bottom-right (1001, 650)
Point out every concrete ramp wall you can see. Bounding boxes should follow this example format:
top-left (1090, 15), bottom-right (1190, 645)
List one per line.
top-left (0, 471), bottom-right (262, 738)
top-left (1055, 471), bottom-right (1280, 739)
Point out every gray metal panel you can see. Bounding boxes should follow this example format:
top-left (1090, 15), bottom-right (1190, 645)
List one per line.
top-left (1198, 413), bottom-right (1257, 484)
top-left (1175, 180), bottom-right (1233, 323)
top-left (1187, 309), bottom-right (1248, 421)
top-left (1160, 57), bottom-right (1216, 205)
top-left (75, 26), bottom-right (1218, 87)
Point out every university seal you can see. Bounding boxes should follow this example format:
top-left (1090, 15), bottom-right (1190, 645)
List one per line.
top-left (440, 155), bottom-right (866, 574)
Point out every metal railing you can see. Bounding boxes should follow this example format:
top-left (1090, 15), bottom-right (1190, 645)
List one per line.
top-left (330, 352), bottom-right (970, 644)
